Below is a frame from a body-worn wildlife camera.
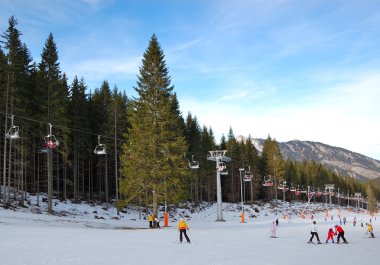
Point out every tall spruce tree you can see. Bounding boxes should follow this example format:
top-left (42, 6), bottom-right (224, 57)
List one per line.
top-left (367, 183), bottom-right (377, 214)
top-left (120, 35), bottom-right (188, 217)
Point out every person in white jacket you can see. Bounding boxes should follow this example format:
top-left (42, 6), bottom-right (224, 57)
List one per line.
top-left (308, 221), bottom-right (322, 244)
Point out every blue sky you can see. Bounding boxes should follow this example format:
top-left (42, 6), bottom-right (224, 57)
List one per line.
top-left (1, 0), bottom-right (380, 160)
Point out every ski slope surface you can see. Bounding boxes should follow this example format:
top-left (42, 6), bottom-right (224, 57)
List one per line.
top-left (0, 198), bottom-right (378, 265)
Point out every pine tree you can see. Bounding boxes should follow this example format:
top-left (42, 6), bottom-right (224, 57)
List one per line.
top-left (1, 16), bottom-right (34, 205)
top-left (200, 126), bottom-right (216, 201)
top-left (367, 183), bottom-right (377, 214)
top-left (120, 35), bottom-right (188, 217)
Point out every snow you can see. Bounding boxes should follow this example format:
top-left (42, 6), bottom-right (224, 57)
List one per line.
top-left (1, 197), bottom-right (379, 265)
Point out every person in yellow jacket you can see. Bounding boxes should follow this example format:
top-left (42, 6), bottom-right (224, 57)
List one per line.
top-left (178, 218), bottom-right (191, 243)
top-left (367, 223), bottom-right (375, 238)
top-left (148, 214), bottom-right (153, 228)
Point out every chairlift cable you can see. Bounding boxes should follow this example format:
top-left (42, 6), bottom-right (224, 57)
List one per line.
top-left (0, 110), bottom-right (125, 142)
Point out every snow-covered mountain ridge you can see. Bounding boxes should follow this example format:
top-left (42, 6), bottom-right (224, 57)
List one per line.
top-left (236, 135), bottom-right (380, 181)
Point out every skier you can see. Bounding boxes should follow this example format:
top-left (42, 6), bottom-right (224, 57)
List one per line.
top-left (326, 228), bottom-right (335, 243)
top-left (334, 225), bottom-right (348, 244)
top-left (270, 221), bottom-right (277, 238)
top-left (275, 218), bottom-right (279, 226)
top-left (367, 223), bottom-right (375, 238)
top-left (148, 214), bottom-right (153, 228)
top-left (308, 221), bottom-right (322, 244)
top-left (343, 216), bottom-right (346, 225)
top-left (178, 218), bottom-right (191, 244)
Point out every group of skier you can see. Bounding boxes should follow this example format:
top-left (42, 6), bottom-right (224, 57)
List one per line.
top-left (306, 219), bottom-right (374, 244)
top-left (148, 211), bottom-right (374, 245)
top-left (270, 216), bottom-right (375, 244)
top-left (148, 214), bottom-right (161, 229)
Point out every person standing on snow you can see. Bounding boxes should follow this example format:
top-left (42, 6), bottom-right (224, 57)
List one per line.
top-left (270, 221), bottom-right (277, 238)
top-left (178, 218), bottom-right (191, 243)
top-left (334, 224), bottom-right (348, 243)
top-left (326, 228), bottom-right (335, 243)
top-left (309, 221), bottom-right (322, 244)
top-left (148, 214), bottom-right (153, 228)
top-left (154, 216), bottom-right (160, 228)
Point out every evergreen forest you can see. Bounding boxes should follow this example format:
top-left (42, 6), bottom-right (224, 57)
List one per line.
top-left (0, 17), bottom-right (378, 214)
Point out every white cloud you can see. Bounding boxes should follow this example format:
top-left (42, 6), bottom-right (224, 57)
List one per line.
top-left (179, 71), bottom-right (380, 160)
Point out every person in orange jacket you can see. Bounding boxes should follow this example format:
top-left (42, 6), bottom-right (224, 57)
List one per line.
top-left (326, 228), bottom-right (335, 243)
top-left (178, 218), bottom-right (191, 243)
top-left (335, 225), bottom-right (348, 244)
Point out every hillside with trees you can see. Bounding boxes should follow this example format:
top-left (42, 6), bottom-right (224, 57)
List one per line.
top-left (0, 17), bottom-right (378, 215)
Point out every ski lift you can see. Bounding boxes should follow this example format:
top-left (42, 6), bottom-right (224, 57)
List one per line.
top-left (244, 166), bottom-right (252, 181)
top-left (278, 181), bottom-right (289, 192)
top-left (301, 186), bottom-right (307, 194)
top-left (217, 162), bottom-right (228, 175)
top-left (44, 123), bottom-right (59, 149)
top-left (189, 155), bottom-right (199, 169)
top-left (290, 184), bottom-right (296, 192)
top-left (243, 174), bottom-right (252, 182)
top-left (262, 175), bottom-right (273, 187)
top-left (217, 162), bottom-right (227, 172)
top-left (94, 135), bottom-right (107, 155)
top-left (5, 115), bottom-right (20, 140)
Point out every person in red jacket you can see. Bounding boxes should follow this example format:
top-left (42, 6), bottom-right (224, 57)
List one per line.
top-left (326, 228), bottom-right (335, 243)
top-left (334, 225), bottom-right (348, 244)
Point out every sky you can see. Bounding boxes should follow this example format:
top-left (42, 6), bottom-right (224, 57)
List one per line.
top-left (1, 0), bottom-right (380, 160)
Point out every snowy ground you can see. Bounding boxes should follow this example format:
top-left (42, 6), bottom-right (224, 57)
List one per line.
top-left (0, 196), bottom-right (379, 265)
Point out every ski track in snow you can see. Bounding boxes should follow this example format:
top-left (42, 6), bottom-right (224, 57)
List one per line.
top-left (0, 199), bottom-right (379, 265)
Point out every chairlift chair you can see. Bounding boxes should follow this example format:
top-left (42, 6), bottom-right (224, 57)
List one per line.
top-left (94, 135), bottom-right (107, 155)
top-left (44, 134), bottom-right (59, 149)
top-left (262, 175), bottom-right (273, 187)
top-left (278, 184), bottom-right (289, 192)
top-left (243, 174), bottom-right (253, 182)
top-left (6, 125), bottom-right (20, 140)
top-left (217, 162), bottom-right (227, 172)
top-left (189, 155), bottom-right (199, 169)
top-left (6, 116), bottom-right (20, 140)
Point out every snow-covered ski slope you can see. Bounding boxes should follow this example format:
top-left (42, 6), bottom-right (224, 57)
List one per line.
top-left (0, 198), bottom-right (378, 265)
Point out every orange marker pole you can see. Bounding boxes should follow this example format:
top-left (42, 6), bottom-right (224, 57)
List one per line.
top-left (164, 212), bottom-right (168, 227)
top-left (241, 211), bottom-right (245, 223)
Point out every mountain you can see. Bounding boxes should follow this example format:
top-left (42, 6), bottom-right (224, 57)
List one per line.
top-left (236, 135), bottom-right (380, 181)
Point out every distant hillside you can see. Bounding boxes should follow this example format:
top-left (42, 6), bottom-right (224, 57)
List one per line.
top-left (236, 136), bottom-right (380, 181)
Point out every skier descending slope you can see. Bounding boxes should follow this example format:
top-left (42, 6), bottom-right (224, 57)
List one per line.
top-left (178, 218), bottom-right (191, 244)
top-left (334, 225), bottom-right (348, 244)
top-left (308, 221), bottom-right (322, 244)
